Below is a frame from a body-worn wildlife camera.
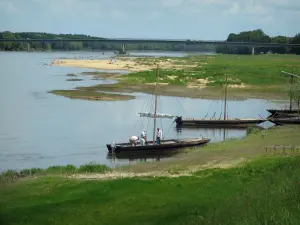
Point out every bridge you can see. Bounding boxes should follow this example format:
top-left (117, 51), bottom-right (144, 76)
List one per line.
top-left (1, 38), bottom-right (299, 55)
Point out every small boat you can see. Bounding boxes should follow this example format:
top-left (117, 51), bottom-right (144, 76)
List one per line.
top-left (267, 71), bottom-right (300, 119)
top-left (107, 138), bottom-right (210, 153)
top-left (174, 117), bottom-right (266, 128)
top-left (267, 109), bottom-right (299, 119)
top-left (106, 65), bottom-right (211, 153)
top-left (268, 118), bottom-right (300, 126)
top-left (175, 67), bottom-right (266, 129)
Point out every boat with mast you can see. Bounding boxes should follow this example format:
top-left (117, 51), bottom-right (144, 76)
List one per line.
top-left (106, 64), bottom-right (210, 153)
top-left (174, 67), bottom-right (266, 128)
top-left (267, 71), bottom-right (300, 119)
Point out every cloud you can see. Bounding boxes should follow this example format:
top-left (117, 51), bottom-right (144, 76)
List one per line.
top-left (0, 0), bottom-right (298, 39)
top-left (0, 0), bottom-right (20, 13)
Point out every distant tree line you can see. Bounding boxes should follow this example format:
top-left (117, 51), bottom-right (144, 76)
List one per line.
top-left (0, 31), bottom-right (214, 52)
top-left (1, 30), bottom-right (299, 54)
top-left (216, 29), bottom-right (300, 55)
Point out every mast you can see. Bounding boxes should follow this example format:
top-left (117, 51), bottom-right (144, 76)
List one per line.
top-left (223, 66), bottom-right (228, 120)
top-left (153, 64), bottom-right (159, 144)
top-left (289, 69), bottom-right (294, 111)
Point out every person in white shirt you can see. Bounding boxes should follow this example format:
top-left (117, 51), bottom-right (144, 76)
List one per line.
top-left (129, 136), bottom-right (139, 146)
top-left (140, 129), bottom-right (147, 146)
top-left (156, 128), bottom-right (162, 145)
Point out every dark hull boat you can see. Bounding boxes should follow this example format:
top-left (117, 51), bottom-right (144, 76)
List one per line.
top-left (267, 109), bottom-right (300, 119)
top-left (107, 65), bottom-right (211, 154)
top-left (174, 116), bottom-right (266, 128)
top-left (107, 138), bottom-right (210, 153)
top-left (174, 67), bottom-right (266, 129)
top-left (268, 118), bottom-right (300, 126)
top-left (267, 109), bottom-right (299, 114)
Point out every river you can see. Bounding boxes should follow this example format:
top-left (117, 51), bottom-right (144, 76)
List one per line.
top-left (0, 51), bottom-right (286, 171)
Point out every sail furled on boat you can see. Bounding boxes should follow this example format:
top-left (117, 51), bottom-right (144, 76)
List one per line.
top-left (138, 112), bottom-right (176, 119)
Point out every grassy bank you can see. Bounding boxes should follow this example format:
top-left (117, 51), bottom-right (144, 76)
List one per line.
top-left (125, 54), bottom-right (300, 87)
top-left (1, 156), bottom-right (300, 225)
top-left (0, 163), bottom-right (111, 183)
top-left (53, 54), bottom-right (300, 100)
top-left (1, 126), bottom-right (300, 224)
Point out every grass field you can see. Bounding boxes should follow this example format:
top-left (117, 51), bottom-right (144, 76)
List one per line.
top-left (1, 126), bottom-right (300, 225)
top-left (1, 156), bottom-right (300, 225)
top-left (124, 54), bottom-right (300, 87)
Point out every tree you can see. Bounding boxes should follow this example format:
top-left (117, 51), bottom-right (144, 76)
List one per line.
top-left (286, 78), bottom-right (300, 113)
top-left (217, 29), bottom-right (293, 55)
top-left (291, 34), bottom-right (300, 55)
top-left (270, 36), bottom-right (291, 54)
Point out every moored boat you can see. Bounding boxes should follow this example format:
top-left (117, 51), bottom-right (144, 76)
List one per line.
top-left (174, 67), bottom-right (266, 129)
top-left (106, 64), bottom-right (211, 154)
top-left (267, 109), bottom-right (300, 119)
top-left (174, 116), bottom-right (266, 128)
top-left (267, 118), bottom-right (300, 125)
top-left (107, 138), bottom-right (210, 153)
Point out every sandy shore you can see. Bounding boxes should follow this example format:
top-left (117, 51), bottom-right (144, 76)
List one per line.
top-left (52, 58), bottom-right (153, 72)
top-left (51, 57), bottom-right (198, 72)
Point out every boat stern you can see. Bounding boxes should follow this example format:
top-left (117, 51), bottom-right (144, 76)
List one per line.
top-left (106, 144), bottom-right (112, 152)
top-left (174, 116), bottom-right (182, 126)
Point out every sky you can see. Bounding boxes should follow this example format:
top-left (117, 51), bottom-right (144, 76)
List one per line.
top-left (0, 0), bottom-right (299, 40)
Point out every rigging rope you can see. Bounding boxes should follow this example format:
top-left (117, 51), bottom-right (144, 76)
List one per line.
top-left (164, 120), bottom-right (175, 140)
top-left (175, 96), bottom-right (187, 116)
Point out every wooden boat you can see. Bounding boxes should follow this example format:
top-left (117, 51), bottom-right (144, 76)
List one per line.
top-left (107, 138), bottom-right (210, 153)
top-left (266, 109), bottom-right (299, 119)
top-left (175, 67), bottom-right (265, 129)
top-left (175, 116), bottom-right (266, 128)
top-left (106, 65), bottom-right (211, 153)
top-left (268, 118), bottom-right (300, 126)
top-left (267, 71), bottom-right (300, 119)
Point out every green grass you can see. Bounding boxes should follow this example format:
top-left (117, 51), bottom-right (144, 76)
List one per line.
top-left (123, 54), bottom-right (300, 87)
top-left (0, 163), bottom-right (111, 183)
top-left (1, 156), bottom-right (300, 225)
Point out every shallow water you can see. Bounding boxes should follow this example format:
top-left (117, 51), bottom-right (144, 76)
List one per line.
top-left (0, 51), bottom-right (287, 171)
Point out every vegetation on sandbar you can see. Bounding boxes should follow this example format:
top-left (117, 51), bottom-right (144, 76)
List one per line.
top-left (50, 89), bottom-right (135, 101)
top-left (125, 54), bottom-right (300, 87)
top-left (66, 78), bottom-right (83, 81)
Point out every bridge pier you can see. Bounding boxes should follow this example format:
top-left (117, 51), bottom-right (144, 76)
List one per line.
top-left (251, 46), bottom-right (255, 55)
top-left (27, 42), bottom-right (30, 52)
top-left (122, 44), bottom-right (125, 54)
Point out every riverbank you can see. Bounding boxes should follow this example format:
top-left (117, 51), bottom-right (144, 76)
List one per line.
top-left (1, 126), bottom-right (300, 224)
top-left (51, 54), bottom-right (300, 101)
top-left (2, 125), bottom-right (300, 180)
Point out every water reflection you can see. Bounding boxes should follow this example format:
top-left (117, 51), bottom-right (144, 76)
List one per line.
top-left (107, 149), bottom-right (183, 167)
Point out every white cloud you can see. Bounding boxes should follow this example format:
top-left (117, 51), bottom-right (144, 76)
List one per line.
top-left (0, 0), bottom-right (298, 38)
top-left (0, 0), bottom-right (20, 13)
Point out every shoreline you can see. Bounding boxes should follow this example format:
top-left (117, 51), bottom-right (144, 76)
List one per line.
top-left (1, 125), bottom-right (300, 179)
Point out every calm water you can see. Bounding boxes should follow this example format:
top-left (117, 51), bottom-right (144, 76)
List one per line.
top-left (0, 51), bottom-right (286, 171)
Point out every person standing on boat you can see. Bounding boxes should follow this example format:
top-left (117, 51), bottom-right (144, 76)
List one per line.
top-left (156, 128), bottom-right (162, 145)
top-left (140, 129), bottom-right (147, 146)
top-left (129, 136), bottom-right (139, 147)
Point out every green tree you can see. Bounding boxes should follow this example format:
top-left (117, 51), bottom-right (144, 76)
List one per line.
top-left (291, 34), bottom-right (300, 55)
top-left (270, 36), bottom-right (291, 54)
